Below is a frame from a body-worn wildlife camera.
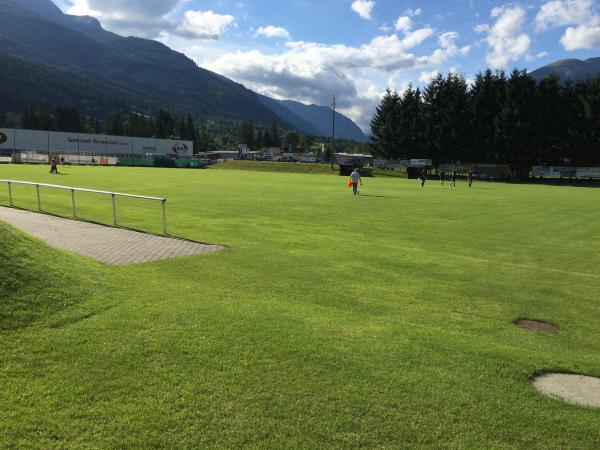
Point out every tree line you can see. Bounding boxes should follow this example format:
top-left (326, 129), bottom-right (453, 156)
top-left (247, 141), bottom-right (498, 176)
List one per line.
top-left (2, 102), bottom-right (366, 157)
top-left (5, 104), bottom-right (251, 154)
top-left (370, 70), bottom-right (600, 166)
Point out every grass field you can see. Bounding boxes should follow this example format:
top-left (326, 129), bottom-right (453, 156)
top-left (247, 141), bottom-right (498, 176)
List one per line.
top-left (1, 164), bottom-right (599, 449)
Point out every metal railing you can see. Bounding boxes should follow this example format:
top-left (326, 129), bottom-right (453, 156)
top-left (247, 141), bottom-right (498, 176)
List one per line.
top-left (0, 180), bottom-right (168, 234)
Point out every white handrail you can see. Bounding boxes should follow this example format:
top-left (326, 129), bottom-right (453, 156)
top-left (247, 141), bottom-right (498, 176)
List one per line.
top-left (0, 180), bottom-right (165, 201)
top-left (0, 179), bottom-right (168, 234)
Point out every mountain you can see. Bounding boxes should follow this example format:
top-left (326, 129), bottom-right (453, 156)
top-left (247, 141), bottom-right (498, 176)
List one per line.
top-left (530, 58), bottom-right (600, 82)
top-left (0, 0), bottom-right (367, 140)
top-left (279, 100), bottom-right (367, 142)
top-left (256, 94), bottom-right (322, 136)
top-left (0, 0), bottom-right (293, 127)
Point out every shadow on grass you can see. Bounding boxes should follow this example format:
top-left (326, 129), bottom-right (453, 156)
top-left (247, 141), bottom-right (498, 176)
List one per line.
top-left (360, 194), bottom-right (403, 199)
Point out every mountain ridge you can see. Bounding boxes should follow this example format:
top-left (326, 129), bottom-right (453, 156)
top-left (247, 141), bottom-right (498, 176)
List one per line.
top-left (279, 100), bottom-right (367, 142)
top-left (0, 0), bottom-right (366, 140)
top-left (530, 57), bottom-right (600, 82)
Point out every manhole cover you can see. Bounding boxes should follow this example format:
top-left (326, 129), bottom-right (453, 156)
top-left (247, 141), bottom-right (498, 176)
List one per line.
top-left (533, 373), bottom-right (600, 407)
top-left (514, 319), bottom-right (558, 334)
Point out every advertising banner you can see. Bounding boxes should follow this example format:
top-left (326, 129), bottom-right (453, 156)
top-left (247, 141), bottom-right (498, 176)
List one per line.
top-left (576, 167), bottom-right (600, 178)
top-left (0, 129), bottom-right (15, 149)
top-left (0, 128), bottom-right (192, 157)
top-left (410, 159), bottom-right (432, 167)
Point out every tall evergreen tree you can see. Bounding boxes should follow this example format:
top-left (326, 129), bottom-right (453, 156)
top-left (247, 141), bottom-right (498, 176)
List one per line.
top-left (106, 112), bottom-right (124, 135)
top-left (470, 70), bottom-right (506, 162)
top-left (282, 131), bottom-right (300, 149)
top-left (534, 75), bottom-right (565, 164)
top-left (85, 116), bottom-right (100, 134)
top-left (21, 105), bottom-right (39, 130)
top-left (54, 106), bottom-right (82, 132)
top-left (397, 85), bottom-right (424, 159)
top-left (184, 114), bottom-right (196, 141)
top-left (154, 109), bottom-right (174, 138)
top-left (270, 120), bottom-right (280, 147)
top-left (422, 74), bottom-right (471, 163)
top-left (576, 77), bottom-right (600, 165)
top-left (494, 70), bottom-right (536, 164)
top-left (370, 88), bottom-right (401, 161)
top-left (196, 123), bottom-right (209, 154)
top-left (239, 120), bottom-right (255, 149)
top-left (38, 103), bottom-right (54, 131)
top-left (262, 129), bottom-right (271, 148)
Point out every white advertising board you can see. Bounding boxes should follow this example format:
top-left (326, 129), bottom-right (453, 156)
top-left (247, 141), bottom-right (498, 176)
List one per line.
top-left (49, 132), bottom-right (79, 152)
top-left (133, 138), bottom-right (157, 155)
top-left (0, 129), bottom-right (15, 149)
top-left (576, 167), bottom-right (600, 178)
top-left (15, 129), bottom-right (48, 151)
top-left (0, 128), bottom-right (193, 157)
top-left (410, 159), bottom-right (432, 167)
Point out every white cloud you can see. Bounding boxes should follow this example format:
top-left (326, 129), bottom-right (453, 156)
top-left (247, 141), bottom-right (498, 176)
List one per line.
top-left (178, 10), bottom-right (236, 39)
top-left (351, 0), bottom-right (375, 20)
top-left (68, 0), bottom-right (236, 40)
top-left (535, 0), bottom-right (593, 31)
top-left (525, 51), bottom-right (549, 61)
top-left (405, 8), bottom-right (422, 17)
top-left (67, 0), bottom-right (181, 37)
top-left (534, 0), bottom-right (600, 50)
top-left (561, 24), bottom-right (600, 49)
top-left (68, 0), bottom-right (182, 19)
top-left (401, 27), bottom-right (435, 48)
top-left (476, 6), bottom-right (531, 70)
top-left (395, 16), bottom-right (412, 32)
top-left (419, 70), bottom-right (440, 84)
top-left (205, 29), bottom-right (459, 131)
top-left (255, 26), bottom-right (291, 39)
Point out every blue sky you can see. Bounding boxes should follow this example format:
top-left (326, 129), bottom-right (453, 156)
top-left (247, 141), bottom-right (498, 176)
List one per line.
top-left (55, 0), bottom-right (600, 130)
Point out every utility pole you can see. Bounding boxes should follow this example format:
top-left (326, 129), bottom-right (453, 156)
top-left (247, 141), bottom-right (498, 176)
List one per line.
top-left (330, 95), bottom-right (336, 170)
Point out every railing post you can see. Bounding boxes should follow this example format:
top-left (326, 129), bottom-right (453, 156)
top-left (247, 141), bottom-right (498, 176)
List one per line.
top-left (36, 184), bottom-right (41, 211)
top-left (71, 189), bottom-right (77, 218)
top-left (162, 199), bottom-right (167, 235)
top-left (7, 181), bottom-right (12, 206)
top-left (112, 193), bottom-right (117, 226)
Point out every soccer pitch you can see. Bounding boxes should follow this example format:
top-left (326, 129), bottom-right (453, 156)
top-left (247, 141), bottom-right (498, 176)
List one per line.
top-left (1, 164), bottom-right (599, 448)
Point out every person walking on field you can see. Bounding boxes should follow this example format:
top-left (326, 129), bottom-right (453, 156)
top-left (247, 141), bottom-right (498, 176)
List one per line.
top-left (450, 170), bottom-right (456, 188)
top-left (419, 169), bottom-right (427, 187)
top-left (349, 168), bottom-right (363, 195)
top-left (467, 169), bottom-right (474, 188)
top-left (49, 157), bottom-right (59, 174)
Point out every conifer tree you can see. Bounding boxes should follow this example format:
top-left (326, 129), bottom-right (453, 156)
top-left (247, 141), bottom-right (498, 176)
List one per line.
top-left (370, 88), bottom-right (401, 161)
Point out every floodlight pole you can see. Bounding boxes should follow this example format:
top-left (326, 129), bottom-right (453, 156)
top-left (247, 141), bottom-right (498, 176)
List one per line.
top-left (330, 95), bottom-right (336, 170)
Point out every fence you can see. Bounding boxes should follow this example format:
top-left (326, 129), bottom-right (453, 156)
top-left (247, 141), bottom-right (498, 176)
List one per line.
top-left (0, 180), bottom-right (168, 234)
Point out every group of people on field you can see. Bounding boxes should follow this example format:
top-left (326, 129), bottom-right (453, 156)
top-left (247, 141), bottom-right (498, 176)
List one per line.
top-left (349, 167), bottom-right (476, 195)
top-left (431, 169), bottom-right (475, 188)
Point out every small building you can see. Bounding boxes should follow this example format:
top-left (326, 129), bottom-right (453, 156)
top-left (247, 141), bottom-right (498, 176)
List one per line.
top-left (406, 159), bottom-right (433, 179)
top-left (199, 150), bottom-right (259, 161)
top-left (335, 153), bottom-right (373, 176)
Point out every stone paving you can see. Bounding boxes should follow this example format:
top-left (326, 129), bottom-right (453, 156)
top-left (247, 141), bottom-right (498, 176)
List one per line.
top-left (0, 206), bottom-right (223, 265)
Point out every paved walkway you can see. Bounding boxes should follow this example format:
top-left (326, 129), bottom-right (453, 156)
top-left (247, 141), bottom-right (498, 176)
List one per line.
top-left (0, 206), bottom-right (223, 265)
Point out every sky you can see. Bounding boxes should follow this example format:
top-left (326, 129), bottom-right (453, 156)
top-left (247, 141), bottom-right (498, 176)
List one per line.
top-left (53, 0), bottom-right (600, 131)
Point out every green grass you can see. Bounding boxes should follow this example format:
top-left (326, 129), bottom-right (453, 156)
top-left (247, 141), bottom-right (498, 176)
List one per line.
top-left (211, 160), bottom-right (339, 175)
top-left (210, 160), bottom-right (407, 178)
top-left (1, 164), bottom-right (599, 449)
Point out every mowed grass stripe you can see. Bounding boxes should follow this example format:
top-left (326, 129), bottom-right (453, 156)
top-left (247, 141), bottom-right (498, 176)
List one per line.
top-left (0, 164), bottom-right (599, 449)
